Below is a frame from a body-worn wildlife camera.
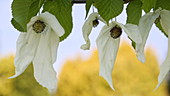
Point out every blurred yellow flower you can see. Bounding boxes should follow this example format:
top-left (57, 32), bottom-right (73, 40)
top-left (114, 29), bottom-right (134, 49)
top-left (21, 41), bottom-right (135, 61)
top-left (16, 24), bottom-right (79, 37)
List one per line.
top-left (56, 43), bottom-right (167, 96)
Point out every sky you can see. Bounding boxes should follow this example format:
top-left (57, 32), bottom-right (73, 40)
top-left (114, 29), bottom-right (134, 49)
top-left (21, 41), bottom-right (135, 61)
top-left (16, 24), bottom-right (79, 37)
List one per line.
top-left (0, 0), bottom-right (168, 72)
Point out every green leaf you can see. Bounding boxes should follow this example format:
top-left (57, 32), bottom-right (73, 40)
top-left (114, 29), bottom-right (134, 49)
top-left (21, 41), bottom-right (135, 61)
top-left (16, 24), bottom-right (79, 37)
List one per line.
top-left (94, 0), bottom-right (124, 23)
top-left (12, 0), bottom-right (45, 31)
top-left (155, 0), bottom-right (170, 11)
top-left (155, 21), bottom-right (168, 37)
top-left (11, 18), bottom-right (24, 32)
top-left (85, 0), bottom-right (94, 19)
top-left (126, 0), bottom-right (142, 25)
top-left (43, 0), bottom-right (73, 41)
top-left (141, 0), bottom-right (157, 13)
top-left (126, 0), bottom-right (142, 49)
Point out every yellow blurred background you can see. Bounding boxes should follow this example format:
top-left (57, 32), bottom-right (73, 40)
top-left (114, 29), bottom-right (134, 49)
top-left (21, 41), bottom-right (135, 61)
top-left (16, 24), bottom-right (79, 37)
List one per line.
top-left (0, 43), bottom-right (168, 96)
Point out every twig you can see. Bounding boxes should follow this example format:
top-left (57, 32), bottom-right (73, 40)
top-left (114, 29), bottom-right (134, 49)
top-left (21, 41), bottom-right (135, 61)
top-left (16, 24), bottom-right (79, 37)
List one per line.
top-left (72, 0), bottom-right (86, 4)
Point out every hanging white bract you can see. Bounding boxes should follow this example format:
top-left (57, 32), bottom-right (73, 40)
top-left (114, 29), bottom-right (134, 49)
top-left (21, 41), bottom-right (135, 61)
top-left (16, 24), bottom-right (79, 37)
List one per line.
top-left (81, 12), bottom-right (142, 90)
top-left (135, 8), bottom-right (161, 63)
top-left (81, 12), bottom-right (106, 50)
top-left (9, 12), bottom-right (65, 92)
top-left (96, 21), bottom-right (142, 90)
top-left (136, 8), bottom-right (170, 90)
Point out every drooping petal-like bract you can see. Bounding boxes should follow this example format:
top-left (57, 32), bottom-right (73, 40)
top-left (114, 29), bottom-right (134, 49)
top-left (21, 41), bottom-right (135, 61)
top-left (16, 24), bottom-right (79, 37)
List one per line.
top-left (9, 31), bottom-right (40, 78)
top-left (96, 21), bottom-right (142, 90)
top-left (136, 9), bottom-right (160, 63)
top-left (113, 21), bottom-right (142, 44)
top-left (96, 23), bottom-right (120, 90)
top-left (10, 12), bottom-right (65, 92)
top-left (155, 9), bottom-right (170, 90)
top-left (155, 31), bottom-right (170, 89)
top-left (81, 12), bottom-right (105, 50)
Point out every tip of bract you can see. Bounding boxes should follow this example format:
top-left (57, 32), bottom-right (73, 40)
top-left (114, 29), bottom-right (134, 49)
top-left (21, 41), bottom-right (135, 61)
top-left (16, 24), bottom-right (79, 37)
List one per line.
top-left (153, 83), bottom-right (161, 92)
top-left (48, 87), bottom-right (57, 94)
top-left (110, 86), bottom-right (116, 91)
top-left (8, 74), bottom-right (19, 79)
top-left (80, 44), bottom-right (90, 50)
top-left (99, 73), bottom-right (116, 91)
top-left (136, 52), bottom-right (146, 63)
top-left (8, 72), bottom-right (21, 79)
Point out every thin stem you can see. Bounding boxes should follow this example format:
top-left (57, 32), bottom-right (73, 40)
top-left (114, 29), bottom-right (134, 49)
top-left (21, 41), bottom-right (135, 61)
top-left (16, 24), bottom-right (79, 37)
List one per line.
top-left (111, 19), bottom-right (113, 22)
top-left (115, 17), bottom-right (117, 22)
top-left (72, 0), bottom-right (86, 3)
top-left (38, 0), bottom-right (42, 15)
top-left (92, 5), bottom-right (94, 12)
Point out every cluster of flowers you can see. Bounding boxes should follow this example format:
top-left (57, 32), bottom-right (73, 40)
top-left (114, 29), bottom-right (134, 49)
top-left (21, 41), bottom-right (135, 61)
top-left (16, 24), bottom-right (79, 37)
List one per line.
top-left (10, 7), bottom-right (170, 92)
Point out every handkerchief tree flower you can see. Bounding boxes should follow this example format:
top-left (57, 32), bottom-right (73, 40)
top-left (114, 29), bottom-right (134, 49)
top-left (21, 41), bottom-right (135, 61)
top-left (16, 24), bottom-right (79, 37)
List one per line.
top-left (96, 21), bottom-right (142, 90)
top-left (81, 12), bottom-right (142, 90)
top-left (135, 8), bottom-right (170, 90)
top-left (9, 12), bottom-right (65, 92)
top-left (9, 0), bottom-right (170, 93)
top-left (81, 12), bottom-right (106, 50)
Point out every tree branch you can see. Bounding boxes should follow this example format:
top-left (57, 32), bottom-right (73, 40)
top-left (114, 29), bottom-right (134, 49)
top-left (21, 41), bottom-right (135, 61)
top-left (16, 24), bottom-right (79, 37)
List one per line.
top-left (72, 0), bottom-right (86, 4)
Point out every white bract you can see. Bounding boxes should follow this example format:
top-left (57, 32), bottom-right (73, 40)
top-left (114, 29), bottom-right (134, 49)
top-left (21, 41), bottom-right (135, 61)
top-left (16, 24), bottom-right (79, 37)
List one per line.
top-left (9, 12), bottom-right (65, 92)
top-left (136, 8), bottom-right (161, 63)
top-left (136, 8), bottom-right (170, 90)
top-left (81, 12), bottom-right (106, 50)
top-left (96, 21), bottom-right (142, 90)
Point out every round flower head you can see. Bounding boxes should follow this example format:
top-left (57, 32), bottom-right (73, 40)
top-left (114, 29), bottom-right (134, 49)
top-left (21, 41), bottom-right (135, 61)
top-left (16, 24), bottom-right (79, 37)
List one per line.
top-left (96, 21), bottom-right (142, 90)
top-left (9, 12), bottom-right (65, 92)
